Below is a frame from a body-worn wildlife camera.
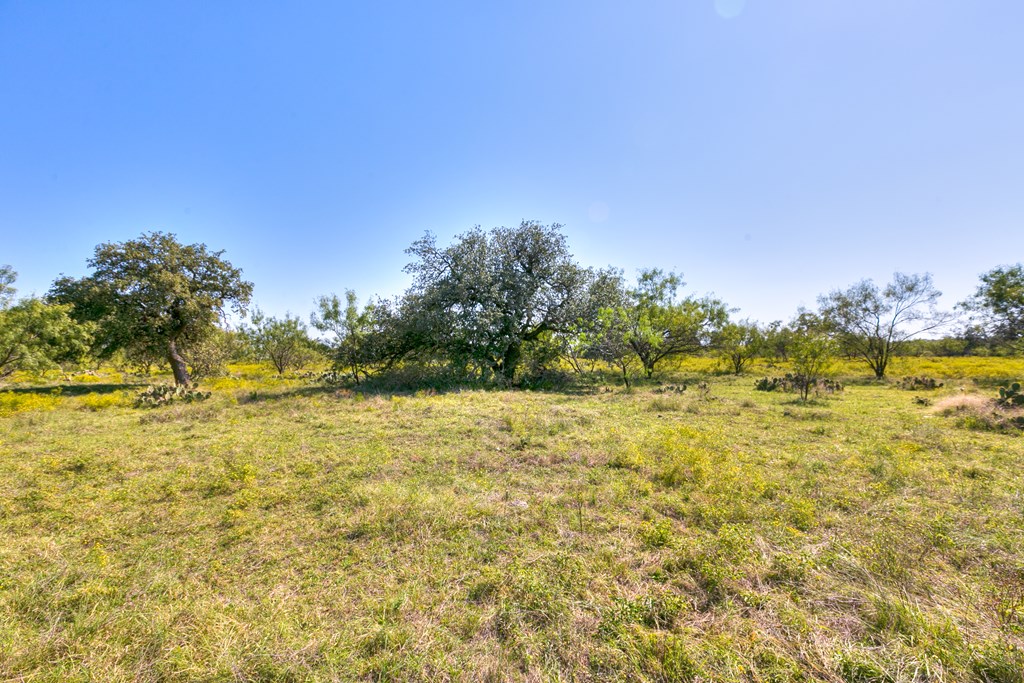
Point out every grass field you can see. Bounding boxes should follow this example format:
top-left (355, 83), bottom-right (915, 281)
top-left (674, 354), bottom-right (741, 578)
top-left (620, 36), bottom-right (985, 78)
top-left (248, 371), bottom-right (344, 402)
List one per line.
top-left (2, 359), bottom-right (1024, 681)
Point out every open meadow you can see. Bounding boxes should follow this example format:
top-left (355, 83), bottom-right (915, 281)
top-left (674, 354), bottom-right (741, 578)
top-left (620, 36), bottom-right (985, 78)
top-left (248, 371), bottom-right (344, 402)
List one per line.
top-left (2, 358), bottom-right (1024, 682)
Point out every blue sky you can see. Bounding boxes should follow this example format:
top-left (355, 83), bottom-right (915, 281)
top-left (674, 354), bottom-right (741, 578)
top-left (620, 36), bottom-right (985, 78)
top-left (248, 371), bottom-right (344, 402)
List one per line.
top-left (2, 1), bottom-right (1022, 324)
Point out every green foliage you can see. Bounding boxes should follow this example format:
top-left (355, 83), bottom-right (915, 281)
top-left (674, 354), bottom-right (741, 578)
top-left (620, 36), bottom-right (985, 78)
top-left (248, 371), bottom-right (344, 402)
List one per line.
top-left (0, 297), bottom-right (93, 380)
top-left (0, 264), bottom-right (16, 308)
top-left (638, 518), bottom-right (675, 548)
top-left (244, 309), bottom-right (318, 375)
top-left (818, 272), bottom-right (950, 379)
top-left (961, 263), bottom-right (1024, 347)
top-left (133, 383), bottom-right (211, 408)
top-left (182, 327), bottom-right (246, 380)
top-left (398, 222), bottom-right (607, 382)
top-left (312, 290), bottom-right (398, 383)
top-left (789, 331), bottom-right (838, 401)
top-left (996, 381), bottom-right (1024, 407)
top-left (50, 232), bottom-right (252, 385)
top-left (590, 304), bottom-right (640, 387)
top-left (756, 374), bottom-right (843, 397)
top-left (618, 268), bottom-right (729, 378)
top-left (715, 320), bottom-right (764, 374)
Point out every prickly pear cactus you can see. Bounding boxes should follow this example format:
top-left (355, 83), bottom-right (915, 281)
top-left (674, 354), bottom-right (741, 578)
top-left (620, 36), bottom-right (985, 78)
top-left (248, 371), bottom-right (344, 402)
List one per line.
top-left (134, 383), bottom-right (211, 408)
top-left (997, 382), bottom-right (1024, 407)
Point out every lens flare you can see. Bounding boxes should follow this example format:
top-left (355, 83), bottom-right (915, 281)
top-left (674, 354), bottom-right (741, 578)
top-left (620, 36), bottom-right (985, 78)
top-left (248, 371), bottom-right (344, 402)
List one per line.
top-left (714, 0), bottom-right (746, 19)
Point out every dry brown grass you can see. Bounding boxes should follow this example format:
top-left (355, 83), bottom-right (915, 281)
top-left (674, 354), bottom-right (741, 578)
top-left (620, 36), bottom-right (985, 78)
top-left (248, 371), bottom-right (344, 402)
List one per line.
top-left (934, 393), bottom-right (1024, 433)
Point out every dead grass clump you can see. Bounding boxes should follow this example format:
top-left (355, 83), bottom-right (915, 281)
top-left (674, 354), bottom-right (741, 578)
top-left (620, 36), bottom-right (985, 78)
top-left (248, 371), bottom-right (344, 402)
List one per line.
top-left (933, 394), bottom-right (1024, 432)
top-left (933, 394), bottom-right (991, 415)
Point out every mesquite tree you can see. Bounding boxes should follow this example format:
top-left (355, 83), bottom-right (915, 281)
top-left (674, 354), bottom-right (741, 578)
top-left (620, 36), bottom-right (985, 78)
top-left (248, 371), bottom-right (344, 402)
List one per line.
top-left (0, 267), bottom-right (92, 379)
top-left (619, 269), bottom-right (729, 378)
top-left (817, 272), bottom-right (949, 379)
top-left (960, 264), bottom-right (1024, 349)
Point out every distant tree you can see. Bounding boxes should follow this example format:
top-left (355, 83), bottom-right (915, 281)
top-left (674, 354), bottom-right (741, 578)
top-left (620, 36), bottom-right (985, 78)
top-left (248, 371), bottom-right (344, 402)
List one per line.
top-left (0, 265), bottom-right (16, 308)
top-left (245, 310), bottom-right (317, 375)
top-left (760, 321), bottom-right (794, 366)
top-left (716, 320), bottom-right (764, 375)
top-left (401, 222), bottom-right (594, 382)
top-left (960, 264), bottom-right (1024, 350)
top-left (312, 291), bottom-right (401, 383)
top-left (50, 232), bottom-right (253, 385)
top-left (789, 331), bottom-right (836, 402)
top-left (182, 327), bottom-right (248, 379)
top-left (817, 273), bottom-right (950, 379)
top-left (0, 268), bottom-right (92, 379)
top-left (555, 268), bottom-right (628, 376)
top-left (591, 306), bottom-right (640, 387)
top-left (618, 268), bottom-right (729, 378)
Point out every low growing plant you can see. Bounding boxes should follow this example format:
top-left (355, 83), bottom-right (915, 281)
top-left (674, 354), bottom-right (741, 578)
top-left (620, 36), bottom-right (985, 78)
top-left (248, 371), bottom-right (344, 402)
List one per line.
top-left (996, 381), bottom-right (1024, 407)
top-left (896, 375), bottom-right (944, 390)
top-left (134, 383), bottom-right (211, 408)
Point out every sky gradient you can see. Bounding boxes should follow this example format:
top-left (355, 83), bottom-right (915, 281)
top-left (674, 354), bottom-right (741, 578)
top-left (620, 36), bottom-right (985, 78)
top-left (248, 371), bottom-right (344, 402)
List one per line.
top-left (2, 1), bottom-right (1022, 325)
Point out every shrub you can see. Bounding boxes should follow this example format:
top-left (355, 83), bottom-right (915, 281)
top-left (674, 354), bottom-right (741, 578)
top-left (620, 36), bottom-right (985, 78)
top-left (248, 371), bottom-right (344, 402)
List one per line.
top-left (638, 518), bottom-right (675, 548)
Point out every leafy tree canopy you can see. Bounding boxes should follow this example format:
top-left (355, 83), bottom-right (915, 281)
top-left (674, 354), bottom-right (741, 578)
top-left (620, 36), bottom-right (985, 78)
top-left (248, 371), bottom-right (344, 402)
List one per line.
top-left (50, 232), bottom-right (252, 385)
top-left (817, 272), bottom-right (949, 379)
top-left (0, 267), bottom-right (92, 379)
top-left (618, 268), bottom-right (729, 378)
top-left (960, 264), bottom-right (1024, 348)
top-left (244, 309), bottom-right (317, 375)
top-left (401, 221), bottom-right (601, 381)
top-left (0, 265), bottom-right (16, 308)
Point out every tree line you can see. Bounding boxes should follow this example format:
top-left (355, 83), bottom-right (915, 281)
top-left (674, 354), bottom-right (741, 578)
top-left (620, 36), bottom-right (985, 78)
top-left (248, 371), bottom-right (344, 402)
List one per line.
top-left (1, 224), bottom-right (1022, 386)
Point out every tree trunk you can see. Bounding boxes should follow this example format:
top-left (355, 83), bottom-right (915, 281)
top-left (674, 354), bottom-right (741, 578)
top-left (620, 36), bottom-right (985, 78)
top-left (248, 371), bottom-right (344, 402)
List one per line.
top-left (501, 342), bottom-right (521, 381)
top-left (167, 339), bottom-right (191, 386)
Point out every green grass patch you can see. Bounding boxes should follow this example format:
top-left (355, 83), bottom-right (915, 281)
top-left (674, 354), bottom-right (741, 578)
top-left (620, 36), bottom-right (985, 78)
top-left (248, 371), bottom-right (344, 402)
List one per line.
top-left (1, 361), bottom-right (1023, 680)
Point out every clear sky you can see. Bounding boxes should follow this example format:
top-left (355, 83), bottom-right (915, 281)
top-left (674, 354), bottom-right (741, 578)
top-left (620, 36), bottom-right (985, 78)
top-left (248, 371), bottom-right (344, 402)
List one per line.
top-left (2, 1), bottom-right (1022, 325)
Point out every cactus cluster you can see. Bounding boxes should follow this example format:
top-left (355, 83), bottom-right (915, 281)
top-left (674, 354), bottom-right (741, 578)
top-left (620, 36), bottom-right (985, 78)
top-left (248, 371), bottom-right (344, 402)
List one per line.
top-left (754, 375), bottom-right (843, 395)
top-left (897, 376), bottom-right (944, 391)
top-left (997, 382), bottom-right (1024, 407)
top-left (296, 370), bottom-right (345, 385)
top-left (134, 383), bottom-right (211, 408)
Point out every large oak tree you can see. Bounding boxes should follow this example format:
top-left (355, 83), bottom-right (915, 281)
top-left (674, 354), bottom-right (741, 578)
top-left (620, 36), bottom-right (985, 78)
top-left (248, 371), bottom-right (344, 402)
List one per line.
top-left (401, 222), bottom-right (598, 381)
top-left (51, 232), bottom-right (253, 385)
